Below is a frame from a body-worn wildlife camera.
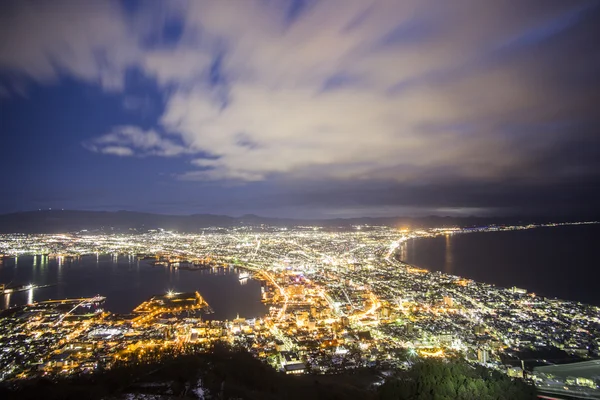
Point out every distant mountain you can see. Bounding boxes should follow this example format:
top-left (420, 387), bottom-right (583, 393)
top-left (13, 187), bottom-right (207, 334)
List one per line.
top-left (0, 209), bottom-right (587, 234)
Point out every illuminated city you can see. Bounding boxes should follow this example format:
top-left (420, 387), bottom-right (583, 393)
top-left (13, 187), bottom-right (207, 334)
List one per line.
top-left (2, 1), bottom-right (600, 397)
top-left (1, 222), bottom-right (598, 397)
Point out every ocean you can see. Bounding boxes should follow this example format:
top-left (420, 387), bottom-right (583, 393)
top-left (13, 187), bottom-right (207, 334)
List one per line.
top-left (400, 223), bottom-right (600, 305)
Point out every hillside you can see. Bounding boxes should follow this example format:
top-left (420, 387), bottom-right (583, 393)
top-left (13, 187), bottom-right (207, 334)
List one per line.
top-left (0, 348), bottom-right (535, 400)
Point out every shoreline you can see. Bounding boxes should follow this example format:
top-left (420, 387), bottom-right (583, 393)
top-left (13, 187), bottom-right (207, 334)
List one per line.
top-left (395, 224), bottom-right (600, 307)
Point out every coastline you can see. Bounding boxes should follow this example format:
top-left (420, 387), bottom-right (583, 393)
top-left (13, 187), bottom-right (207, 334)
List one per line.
top-left (396, 224), bottom-right (600, 306)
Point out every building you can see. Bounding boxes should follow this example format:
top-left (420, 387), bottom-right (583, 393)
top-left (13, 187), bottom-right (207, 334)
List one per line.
top-left (443, 296), bottom-right (453, 307)
top-left (511, 287), bottom-right (527, 295)
top-left (284, 363), bottom-right (306, 374)
top-left (477, 348), bottom-right (489, 363)
top-left (280, 351), bottom-right (306, 374)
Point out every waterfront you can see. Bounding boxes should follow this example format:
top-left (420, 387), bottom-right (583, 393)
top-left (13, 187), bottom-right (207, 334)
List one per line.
top-left (0, 224), bottom-right (598, 393)
top-left (0, 255), bottom-right (267, 320)
top-left (401, 224), bottom-right (600, 306)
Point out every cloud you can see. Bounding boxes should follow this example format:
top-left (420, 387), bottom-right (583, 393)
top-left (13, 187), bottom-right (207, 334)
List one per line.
top-left (0, 0), bottom-right (141, 90)
top-left (84, 126), bottom-right (191, 157)
top-left (146, 0), bottom-right (600, 184)
top-left (2, 0), bottom-right (600, 215)
top-left (100, 146), bottom-right (134, 157)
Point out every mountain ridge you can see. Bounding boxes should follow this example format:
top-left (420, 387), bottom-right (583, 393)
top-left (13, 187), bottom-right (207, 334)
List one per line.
top-left (0, 209), bottom-right (592, 233)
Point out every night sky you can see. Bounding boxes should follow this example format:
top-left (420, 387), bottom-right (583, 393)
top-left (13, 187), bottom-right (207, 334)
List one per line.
top-left (1, 0), bottom-right (599, 218)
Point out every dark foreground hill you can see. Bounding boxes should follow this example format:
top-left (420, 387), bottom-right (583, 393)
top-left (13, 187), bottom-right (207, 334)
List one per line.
top-left (2, 348), bottom-right (377, 400)
top-left (0, 347), bottom-right (534, 400)
top-left (0, 209), bottom-right (579, 233)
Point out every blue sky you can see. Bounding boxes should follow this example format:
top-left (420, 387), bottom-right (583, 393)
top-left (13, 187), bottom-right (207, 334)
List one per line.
top-left (1, 0), bottom-right (599, 218)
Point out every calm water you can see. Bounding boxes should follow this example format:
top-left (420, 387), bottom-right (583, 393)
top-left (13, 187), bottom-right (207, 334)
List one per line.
top-left (0, 255), bottom-right (267, 320)
top-left (400, 224), bottom-right (600, 306)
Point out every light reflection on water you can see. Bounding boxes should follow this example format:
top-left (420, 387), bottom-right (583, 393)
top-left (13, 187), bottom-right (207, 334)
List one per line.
top-left (0, 255), bottom-right (266, 320)
top-left (444, 234), bottom-right (454, 274)
top-left (401, 224), bottom-right (600, 306)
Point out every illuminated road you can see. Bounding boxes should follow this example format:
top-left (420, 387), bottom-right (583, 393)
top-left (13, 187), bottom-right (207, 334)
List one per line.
top-left (54, 295), bottom-right (105, 326)
top-left (350, 292), bottom-right (381, 322)
top-left (243, 262), bottom-right (289, 321)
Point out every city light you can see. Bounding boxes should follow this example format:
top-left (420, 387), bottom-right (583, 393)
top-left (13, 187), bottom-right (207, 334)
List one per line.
top-left (0, 221), bottom-right (598, 395)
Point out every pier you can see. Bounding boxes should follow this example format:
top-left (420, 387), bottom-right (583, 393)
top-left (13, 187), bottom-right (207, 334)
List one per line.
top-left (1, 283), bottom-right (55, 295)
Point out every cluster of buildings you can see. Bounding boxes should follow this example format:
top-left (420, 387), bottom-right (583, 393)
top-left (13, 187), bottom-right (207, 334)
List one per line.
top-left (0, 222), bottom-right (599, 395)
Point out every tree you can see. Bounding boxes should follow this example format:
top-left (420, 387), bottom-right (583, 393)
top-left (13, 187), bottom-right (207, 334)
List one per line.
top-left (378, 360), bottom-right (534, 400)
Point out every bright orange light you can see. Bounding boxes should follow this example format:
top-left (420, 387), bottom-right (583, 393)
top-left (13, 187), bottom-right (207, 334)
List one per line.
top-left (419, 348), bottom-right (444, 357)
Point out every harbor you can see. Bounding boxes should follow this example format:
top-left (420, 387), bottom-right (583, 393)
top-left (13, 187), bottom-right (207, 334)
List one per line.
top-left (0, 283), bottom-right (55, 295)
